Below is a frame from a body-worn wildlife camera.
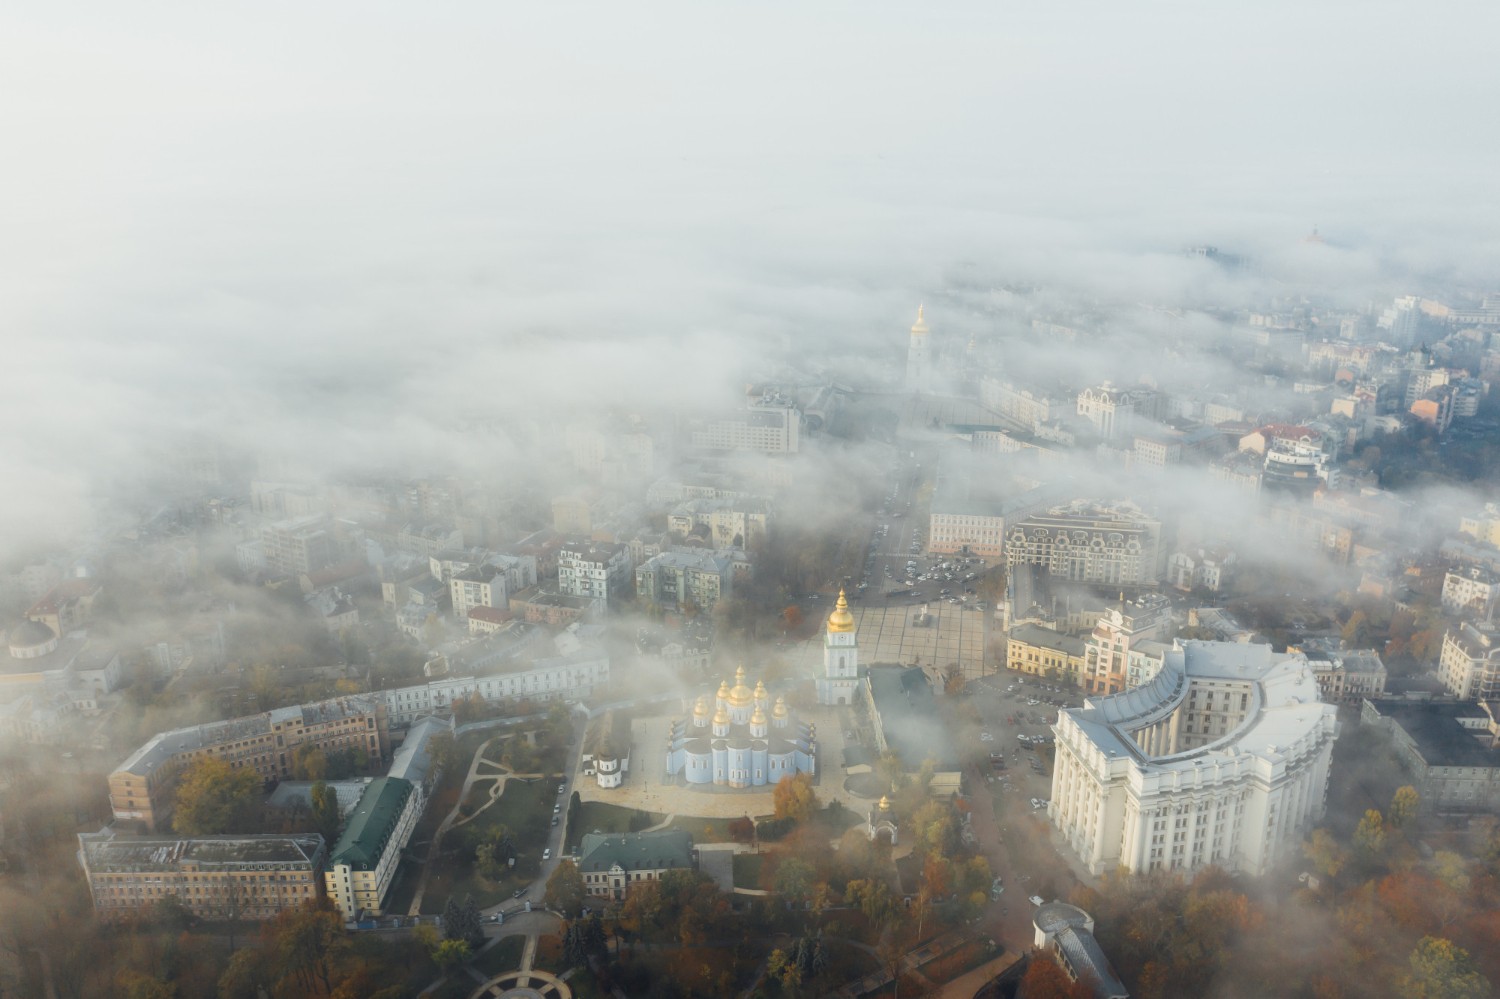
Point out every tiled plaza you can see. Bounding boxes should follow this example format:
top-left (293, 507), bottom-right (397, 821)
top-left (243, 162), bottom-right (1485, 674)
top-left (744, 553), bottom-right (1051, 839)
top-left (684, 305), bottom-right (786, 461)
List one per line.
top-left (793, 601), bottom-right (990, 681)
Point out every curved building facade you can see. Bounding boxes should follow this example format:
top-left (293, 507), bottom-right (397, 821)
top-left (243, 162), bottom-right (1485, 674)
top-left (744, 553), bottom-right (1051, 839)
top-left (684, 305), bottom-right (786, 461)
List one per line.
top-left (663, 666), bottom-right (816, 788)
top-left (1048, 640), bottom-right (1337, 876)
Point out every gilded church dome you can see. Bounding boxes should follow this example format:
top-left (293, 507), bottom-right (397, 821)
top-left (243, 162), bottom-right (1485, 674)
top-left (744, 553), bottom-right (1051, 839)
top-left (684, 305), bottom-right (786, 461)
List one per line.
top-left (750, 704), bottom-right (767, 726)
top-left (772, 696), bottom-right (789, 718)
top-left (713, 705), bottom-right (731, 726)
top-left (827, 589), bottom-right (855, 633)
top-left (693, 696), bottom-right (710, 717)
top-left (727, 664), bottom-right (754, 706)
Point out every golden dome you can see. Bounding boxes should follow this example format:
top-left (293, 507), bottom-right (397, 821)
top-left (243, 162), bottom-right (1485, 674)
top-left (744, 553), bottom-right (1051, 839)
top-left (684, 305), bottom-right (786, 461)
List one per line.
top-left (713, 705), bottom-right (730, 726)
top-left (772, 696), bottom-right (789, 717)
top-left (878, 794), bottom-right (892, 811)
top-left (717, 679), bottom-right (730, 699)
top-left (728, 664), bottom-right (754, 706)
top-left (751, 705), bottom-right (767, 725)
top-left (693, 696), bottom-right (710, 717)
top-left (754, 679), bottom-right (768, 696)
top-left (827, 589), bottom-right (855, 633)
top-left (911, 304), bottom-right (928, 336)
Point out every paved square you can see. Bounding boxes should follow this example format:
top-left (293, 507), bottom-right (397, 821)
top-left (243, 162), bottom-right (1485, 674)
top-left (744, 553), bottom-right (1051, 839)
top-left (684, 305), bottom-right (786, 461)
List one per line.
top-left (792, 602), bottom-right (990, 680)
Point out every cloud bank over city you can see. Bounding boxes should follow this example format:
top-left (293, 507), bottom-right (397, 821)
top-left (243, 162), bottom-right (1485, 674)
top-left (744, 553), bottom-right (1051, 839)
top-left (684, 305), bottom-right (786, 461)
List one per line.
top-left (4, 0), bottom-right (1499, 550)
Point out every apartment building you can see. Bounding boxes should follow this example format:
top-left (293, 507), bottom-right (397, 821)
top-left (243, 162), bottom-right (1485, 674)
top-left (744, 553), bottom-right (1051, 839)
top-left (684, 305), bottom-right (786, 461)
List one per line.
top-left (108, 695), bottom-right (390, 831)
top-left (1442, 566), bottom-right (1500, 618)
top-left (449, 565), bottom-right (509, 620)
top-left (79, 829), bottom-right (326, 922)
top-left (1005, 502), bottom-right (1164, 587)
top-left (1438, 622), bottom-right (1500, 700)
top-left (687, 398), bottom-right (801, 454)
top-left (634, 550), bottom-right (735, 612)
top-left (557, 541), bottom-right (632, 609)
top-left (324, 776), bottom-right (421, 918)
top-left (1005, 624), bottom-right (1087, 684)
top-left (261, 515), bottom-right (338, 576)
top-left (1081, 594), bottom-right (1173, 695)
top-left (666, 498), bottom-right (770, 551)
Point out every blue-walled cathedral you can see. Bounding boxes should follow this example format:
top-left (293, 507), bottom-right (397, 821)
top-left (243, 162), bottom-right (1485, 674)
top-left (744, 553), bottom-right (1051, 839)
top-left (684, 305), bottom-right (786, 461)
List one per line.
top-left (663, 665), bottom-right (817, 788)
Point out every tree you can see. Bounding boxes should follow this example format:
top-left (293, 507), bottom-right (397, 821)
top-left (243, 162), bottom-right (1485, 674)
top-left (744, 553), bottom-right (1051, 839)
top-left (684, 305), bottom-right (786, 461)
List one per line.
top-left (775, 857), bottom-right (815, 907)
top-left (875, 752), bottom-right (907, 792)
top-left (1304, 828), bottom-right (1348, 879)
top-left (545, 859), bottom-right (586, 916)
top-left (728, 815), bottom-right (755, 843)
top-left (773, 773), bottom-right (819, 823)
top-left (1390, 786), bottom-right (1420, 830)
top-left (433, 938), bottom-right (472, 972)
top-left (475, 824), bottom-right (516, 880)
top-left (845, 878), bottom-right (896, 929)
top-left (1019, 951), bottom-right (1091, 999)
top-left (292, 744), bottom-right (329, 781)
top-left (1399, 936), bottom-right (1491, 999)
top-left (1354, 809), bottom-right (1387, 860)
top-left (1341, 611), bottom-right (1371, 648)
top-left (172, 756), bottom-right (262, 835)
top-left (271, 899), bottom-right (346, 995)
top-left (443, 895), bottom-right (483, 949)
top-left (311, 781), bottom-right (341, 843)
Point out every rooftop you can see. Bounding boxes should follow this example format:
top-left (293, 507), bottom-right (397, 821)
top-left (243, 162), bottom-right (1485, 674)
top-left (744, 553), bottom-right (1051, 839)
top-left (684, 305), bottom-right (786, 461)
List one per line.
top-left (80, 830), bottom-right (325, 872)
top-left (329, 776), bottom-right (414, 870)
top-left (578, 830), bottom-right (694, 874)
top-left (1368, 700), bottom-right (1500, 769)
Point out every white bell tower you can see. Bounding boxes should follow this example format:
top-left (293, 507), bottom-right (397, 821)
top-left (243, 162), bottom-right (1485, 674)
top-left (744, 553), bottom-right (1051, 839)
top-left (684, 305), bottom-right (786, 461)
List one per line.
top-left (817, 589), bottom-right (860, 706)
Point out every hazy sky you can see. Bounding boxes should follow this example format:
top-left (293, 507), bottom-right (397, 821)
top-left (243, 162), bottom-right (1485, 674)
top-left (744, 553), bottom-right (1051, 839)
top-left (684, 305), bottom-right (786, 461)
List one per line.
top-left (3, 2), bottom-right (1498, 550)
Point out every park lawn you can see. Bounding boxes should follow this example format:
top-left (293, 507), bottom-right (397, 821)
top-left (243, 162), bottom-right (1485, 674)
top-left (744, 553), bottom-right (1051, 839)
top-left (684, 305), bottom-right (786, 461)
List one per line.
top-left (920, 938), bottom-right (999, 983)
top-left (664, 814), bottom-right (746, 843)
top-left (566, 801), bottom-right (664, 852)
top-left (470, 935), bottom-right (526, 977)
top-left (619, 944), bottom-right (759, 995)
top-left (894, 853), bottom-right (922, 894)
top-left (425, 778), bottom-right (561, 912)
top-left (732, 853), bottom-right (763, 889)
top-left (530, 933), bottom-right (565, 973)
top-left (380, 857), bottom-right (421, 915)
top-left (799, 939), bottom-right (880, 994)
top-left (868, 972), bottom-right (928, 998)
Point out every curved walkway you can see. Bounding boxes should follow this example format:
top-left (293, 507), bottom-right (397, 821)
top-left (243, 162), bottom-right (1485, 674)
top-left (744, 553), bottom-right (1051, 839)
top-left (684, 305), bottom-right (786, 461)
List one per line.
top-left (408, 736), bottom-right (498, 916)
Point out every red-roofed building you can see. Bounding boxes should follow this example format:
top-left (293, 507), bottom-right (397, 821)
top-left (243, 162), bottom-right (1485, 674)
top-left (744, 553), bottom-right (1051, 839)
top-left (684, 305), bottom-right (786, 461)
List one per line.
top-left (466, 605), bottom-right (513, 636)
top-left (26, 579), bottom-right (101, 637)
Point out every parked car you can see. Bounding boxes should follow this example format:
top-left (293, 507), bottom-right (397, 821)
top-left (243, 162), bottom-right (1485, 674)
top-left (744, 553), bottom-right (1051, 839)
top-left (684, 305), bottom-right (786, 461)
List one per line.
top-left (1029, 895), bottom-right (1045, 907)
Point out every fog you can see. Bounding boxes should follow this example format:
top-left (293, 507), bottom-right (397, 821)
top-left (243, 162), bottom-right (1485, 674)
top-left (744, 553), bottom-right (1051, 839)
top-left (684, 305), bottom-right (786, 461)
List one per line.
top-left (4, 2), bottom-right (1499, 551)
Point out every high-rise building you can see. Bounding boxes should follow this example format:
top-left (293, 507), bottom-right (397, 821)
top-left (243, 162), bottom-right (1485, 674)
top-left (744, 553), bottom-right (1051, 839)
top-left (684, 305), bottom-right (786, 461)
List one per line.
top-left (1050, 641), bottom-right (1338, 876)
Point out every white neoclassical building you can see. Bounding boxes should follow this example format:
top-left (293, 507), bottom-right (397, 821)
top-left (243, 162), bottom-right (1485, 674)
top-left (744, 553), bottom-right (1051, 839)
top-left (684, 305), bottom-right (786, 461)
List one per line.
top-left (1048, 641), bottom-right (1338, 876)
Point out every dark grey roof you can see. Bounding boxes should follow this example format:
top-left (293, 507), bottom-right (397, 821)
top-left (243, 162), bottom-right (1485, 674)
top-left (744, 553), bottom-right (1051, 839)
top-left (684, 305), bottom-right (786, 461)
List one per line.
top-left (578, 830), bottom-right (694, 875)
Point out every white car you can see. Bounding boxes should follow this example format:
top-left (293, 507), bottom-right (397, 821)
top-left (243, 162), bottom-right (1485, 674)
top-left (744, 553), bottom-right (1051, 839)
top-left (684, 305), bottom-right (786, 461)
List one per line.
top-left (543, 848), bottom-right (552, 860)
top-left (1029, 895), bottom-right (1045, 907)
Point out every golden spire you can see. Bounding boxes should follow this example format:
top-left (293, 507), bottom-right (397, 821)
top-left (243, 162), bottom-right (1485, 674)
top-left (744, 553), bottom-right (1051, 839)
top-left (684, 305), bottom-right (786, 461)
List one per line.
top-left (911, 305), bottom-right (929, 336)
top-left (827, 588), bottom-right (855, 633)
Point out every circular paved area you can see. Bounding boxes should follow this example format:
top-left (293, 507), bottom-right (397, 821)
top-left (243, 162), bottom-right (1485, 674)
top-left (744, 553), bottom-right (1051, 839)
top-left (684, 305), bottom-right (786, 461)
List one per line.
top-left (469, 970), bottom-right (570, 999)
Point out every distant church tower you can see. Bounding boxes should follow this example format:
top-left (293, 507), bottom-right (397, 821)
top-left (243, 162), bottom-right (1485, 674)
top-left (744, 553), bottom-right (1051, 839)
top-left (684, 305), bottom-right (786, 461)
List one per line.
top-left (817, 589), bottom-right (860, 706)
top-left (906, 305), bottom-right (931, 392)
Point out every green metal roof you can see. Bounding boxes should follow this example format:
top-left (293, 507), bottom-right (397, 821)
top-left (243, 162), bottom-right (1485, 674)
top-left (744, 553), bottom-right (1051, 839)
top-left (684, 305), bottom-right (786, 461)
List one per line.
top-left (578, 830), bottom-right (694, 875)
top-left (328, 777), bottom-right (413, 870)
